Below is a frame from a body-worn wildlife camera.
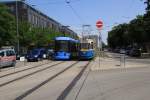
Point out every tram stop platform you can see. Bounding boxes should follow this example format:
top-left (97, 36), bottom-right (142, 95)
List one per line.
top-left (90, 56), bottom-right (150, 71)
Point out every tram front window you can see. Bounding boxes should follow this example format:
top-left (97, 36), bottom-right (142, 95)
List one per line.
top-left (55, 41), bottom-right (69, 52)
top-left (81, 43), bottom-right (90, 49)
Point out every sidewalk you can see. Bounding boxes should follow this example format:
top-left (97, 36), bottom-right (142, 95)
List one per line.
top-left (91, 56), bottom-right (150, 71)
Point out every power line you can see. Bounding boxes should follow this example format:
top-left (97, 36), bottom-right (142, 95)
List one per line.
top-left (26, 0), bottom-right (81, 5)
top-left (65, 0), bottom-right (85, 24)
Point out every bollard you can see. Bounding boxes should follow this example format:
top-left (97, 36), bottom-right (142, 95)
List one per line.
top-left (120, 54), bottom-right (126, 68)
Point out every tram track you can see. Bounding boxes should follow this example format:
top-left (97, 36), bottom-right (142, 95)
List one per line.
top-left (15, 61), bottom-right (80, 100)
top-left (57, 61), bottom-right (91, 100)
top-left (0, 60), bottom-right (47, 72)
top-left (0, 61), bottom-right (64, 88)
top-left (0, 61), bottom-right (53, 78)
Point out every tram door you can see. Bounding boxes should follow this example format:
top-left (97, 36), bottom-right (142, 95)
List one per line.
top-left (69, 41), bottom-right (79, 59)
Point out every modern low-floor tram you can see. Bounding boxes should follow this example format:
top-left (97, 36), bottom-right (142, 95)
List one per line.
top-left (53, 37), bottom-right (79, 60)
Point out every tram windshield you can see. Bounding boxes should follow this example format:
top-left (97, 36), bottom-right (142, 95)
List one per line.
top-left (80, 43), bottom-right (90, 49)
top-left (55, 40), bottom-right (69, 52)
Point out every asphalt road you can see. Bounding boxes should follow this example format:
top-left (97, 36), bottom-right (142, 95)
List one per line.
top-left (0, 61), bottom-right (89, 100)
top-left (73, 67), bottom-right (150, 100)
top-left (71, 52), bottom-right (150, 100)
top-left (0, 55), bottom-right (150, 100)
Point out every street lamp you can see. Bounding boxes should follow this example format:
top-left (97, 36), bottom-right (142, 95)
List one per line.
top-left (16, 0), bottom-right (19, 55)
top-left (15, 0), bottom-right (26, 55)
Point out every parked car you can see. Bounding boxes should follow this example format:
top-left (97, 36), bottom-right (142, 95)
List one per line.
top-left (125, 47), bottom-right (132, 55)
top-left (113, 48), bottom-right (120, 53)
top-left (125, 49), bottom-right (131, 55)
top-left (26, 48), bottom-right (46, 62)
top-left (47, 49), bottom-right (54, 59)
top-left (120, 49), bottom-right (126, 54)
top-left (129, 49), bottom-right (141, 57)
top-left (0, 49), bottom-right (16, 67)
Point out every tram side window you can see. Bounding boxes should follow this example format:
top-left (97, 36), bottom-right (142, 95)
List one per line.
top-left (70, 42), bottom-right (76, 52)
top-left (75, 43), bottom-right (80, 51)
top-left (88, 43), bottom-right (91, 49)
top-left (76, 43), bottom-right (80, 51)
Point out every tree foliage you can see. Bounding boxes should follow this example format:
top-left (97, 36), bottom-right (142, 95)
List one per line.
top-left (0, 4), bottom-right (16, 47)
top-left (0, 4), bottom-right (72, 49)
top-left (107, 14), bottom-right (150, 49)
top-left (18, 21), bottom-right (64, 48)
top-left (0, 4), bottom-right (77, 51)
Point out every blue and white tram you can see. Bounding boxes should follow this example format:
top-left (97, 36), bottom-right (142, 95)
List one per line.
top-left (79, 39), bottom-right (95, 60)
top-left (53, 37), bottom-right (79, 60)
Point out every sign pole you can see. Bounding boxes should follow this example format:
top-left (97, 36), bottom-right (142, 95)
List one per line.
top-left (96, 20), bottom-right (103, 69)
top-left (98, 29), bottom-right (103, 69)
top-left (98, 30), bottom-right (101, 69)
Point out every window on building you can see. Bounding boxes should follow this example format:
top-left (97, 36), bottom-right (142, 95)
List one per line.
top-left (52, 24), bottom-right (56, 30)
top-left (28, 13), bottom-right (32, 23)
top-left (35, 16), bottom-right (38, 25)
top-left (23, 4), bottom-right (27, 9)
top-left (34, 15), bottom-right (36, 25)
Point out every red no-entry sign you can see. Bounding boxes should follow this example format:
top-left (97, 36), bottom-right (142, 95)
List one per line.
top-left (96, 20), bottom-right (103, 29)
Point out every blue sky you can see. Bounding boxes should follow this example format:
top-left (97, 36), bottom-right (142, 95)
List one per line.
top-left (1, 0), bottom-right (146, 43)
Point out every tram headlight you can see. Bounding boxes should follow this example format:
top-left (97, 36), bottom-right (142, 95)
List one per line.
top-left (34, 55), bottom-right (38, 58)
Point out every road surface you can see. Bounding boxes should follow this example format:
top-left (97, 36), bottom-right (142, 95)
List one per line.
top-left (0, 55), bottom-right (150, 100)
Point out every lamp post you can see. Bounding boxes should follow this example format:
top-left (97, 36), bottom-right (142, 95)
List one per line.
top-left (16, 0), bottom-right (19, 55)
top-left (15, 0), bottom-right (26, 55)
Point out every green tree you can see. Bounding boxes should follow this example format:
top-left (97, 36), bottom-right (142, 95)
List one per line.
top-left (143, 11), bottom-right (150, 42)
top-left (0, 4), bottom-right (78, 50)
top-left (107, 15), bottom-right (150, 49)
top-left (128, 15), bottom-right (146, 45)
top-left (0, 4), bottom-right (16, 47)
top-left (108, 23), bottom-right (129, 48)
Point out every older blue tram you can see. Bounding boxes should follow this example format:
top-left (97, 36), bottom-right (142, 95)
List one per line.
top-left (79, 39), bottom-right (95, 60)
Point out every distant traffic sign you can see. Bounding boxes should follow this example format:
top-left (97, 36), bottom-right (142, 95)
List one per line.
top-left (96, 20), bottom-right (103, 29)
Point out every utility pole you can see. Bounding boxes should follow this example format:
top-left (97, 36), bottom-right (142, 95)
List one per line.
top-left (15, 0), bottom-right (25, 55)
top-left (16, 0), bottom-right (19, 55)
top-left (82, 25), bottom-right (91, 42)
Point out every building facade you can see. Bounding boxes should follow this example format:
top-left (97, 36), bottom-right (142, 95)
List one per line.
top-left (2, 1), bottom-right (77, 37)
